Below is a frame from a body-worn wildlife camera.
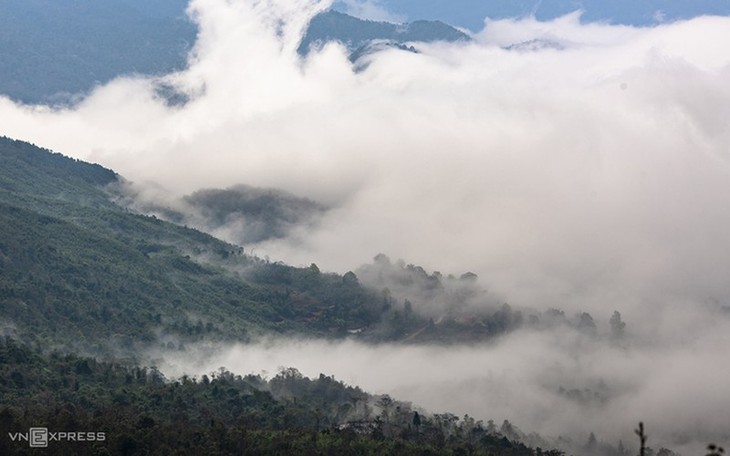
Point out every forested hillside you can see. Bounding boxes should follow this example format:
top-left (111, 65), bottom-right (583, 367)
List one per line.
top-left (0, 337), bottom-right (553, 455)
top-left (0, 140), bottom-right (560, 452)
top-left (3, 137), bottom-right (588, 355)
top-left (0, 137), bottom-right (652, 455)
top-left (0, 137), bottom-right (397, 356)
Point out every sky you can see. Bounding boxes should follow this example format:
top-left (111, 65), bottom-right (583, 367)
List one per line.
top-left (333, 0), bottom-right (730, 30)
top-left (2, 0), bottom-right (730, 452)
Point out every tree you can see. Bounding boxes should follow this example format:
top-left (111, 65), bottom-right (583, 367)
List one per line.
top-left (459, 272), bottom-right (478, 282)
top-left (610, 310), bottom-right (626, 339)
top-left (635, 422), bottom-right (647, 456)
top-left (412, 411), bottom-right (421, 433)
top-left (500, 419), bottom-right (520, 441)
top-left (584, 432), bottom-right (597, 454)
top-left (707, 445), bottom-right (726, 456)
top-left (486, 419), bottom-right (497, 434)
top-left (577, 312), bottom-right (597, 335)
top-left (404, 299), bottom-right (413, 317)
top-left (343, 271), bottom-right (358, 285)
top-left (377, 395), bottom-right (394, 424)
top-left (373, 253), bottom-right (391, 266)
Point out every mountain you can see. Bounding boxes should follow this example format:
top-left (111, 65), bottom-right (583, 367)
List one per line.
top-left (0, 137), bottom-right (393, 355)
top-left (0, 0), bottom-right (196, 105)
top-left (0, 3), bottom-right (468, 104)
top-left (1, 0), bottom-right (726, 104)
top-left (0, 137), bottom-right (544, 356)
top-left (298, 10), bottom-right (470, 56)
top-left (0, 136), bottom-right (617, 355)
top-left (0, 138), bottom-right (568, 454)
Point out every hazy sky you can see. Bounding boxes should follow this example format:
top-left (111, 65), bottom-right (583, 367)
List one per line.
top-left (2, 0), bottom-right (730, 452)
top-left (333, 0), bottom-right (730, 29)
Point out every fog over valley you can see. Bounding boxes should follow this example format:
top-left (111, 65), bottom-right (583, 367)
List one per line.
top-left (2, 0), bottom-right (730, 454)
top-left (153, 323), bottom-right (730, 454)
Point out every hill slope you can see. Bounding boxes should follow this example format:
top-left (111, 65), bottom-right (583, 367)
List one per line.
top-left (0, 137), bottom-right (386, 355)
top-left (0, 137), bottom-right (611, 355)
top-left (0, 137), bottom-right (568, 454)
top-left (0, 338), bottom-right (544, 455)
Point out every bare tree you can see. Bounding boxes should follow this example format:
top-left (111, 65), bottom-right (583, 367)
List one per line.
top-left (635, 422), bottom-right (647, 456)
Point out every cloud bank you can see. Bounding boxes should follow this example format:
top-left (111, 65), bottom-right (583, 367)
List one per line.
top-left (156, 320), bottom-right (730, 454)
top-left (3, 1), bottom-right (730, 452)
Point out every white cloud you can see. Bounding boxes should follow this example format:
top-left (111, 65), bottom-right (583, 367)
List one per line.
top-left (156, 319), bottom-right (730, 454)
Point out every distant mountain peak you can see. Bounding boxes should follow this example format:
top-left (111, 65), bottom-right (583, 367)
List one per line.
top-left (504, 38), bottom-right (566, 52)
top-left (298, 10), bottom-right (470, 57)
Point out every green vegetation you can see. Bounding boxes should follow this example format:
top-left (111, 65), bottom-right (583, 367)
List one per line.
top-left (182, 185), bottom-right (328, 244)
top-left (0, 137), bottom-right (383, 353)
top-left (0, 337), bottom-right (544, 455)
top-left (0, 137), bottom-right (540, 354)
top-left (0, 137), bottom-right (653, 455)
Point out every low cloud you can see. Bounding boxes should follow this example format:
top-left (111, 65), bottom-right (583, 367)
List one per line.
top-left (154, 318), bottom-right (730, 454)
top-left (118, 182), bottom-right (328, 244)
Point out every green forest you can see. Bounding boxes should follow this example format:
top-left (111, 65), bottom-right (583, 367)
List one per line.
top-left (0, 136), bottom-right (571, 355)
top-left (0, 337), bottom-right (549, 455)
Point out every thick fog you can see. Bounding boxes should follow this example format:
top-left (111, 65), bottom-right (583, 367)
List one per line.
top-left (154, 323), bottom-right (730, 454)
top-left (3, 0), bottom-right (730, 453)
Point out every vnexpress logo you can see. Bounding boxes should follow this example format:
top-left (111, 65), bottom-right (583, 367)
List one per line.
top-left (29, 427), bottom-right (48, 448)
top-left (8, 427), bottom-right (105, 447)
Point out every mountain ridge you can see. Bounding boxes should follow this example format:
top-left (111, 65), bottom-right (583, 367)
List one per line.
top-left (298, 10), bottom-right (470, 56)
top-left (0, 3), bottom-right (469, 104)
